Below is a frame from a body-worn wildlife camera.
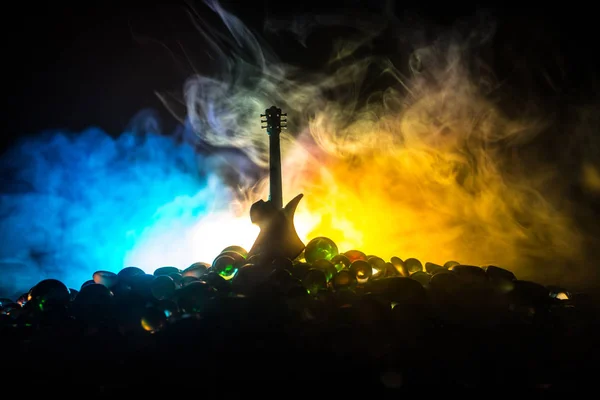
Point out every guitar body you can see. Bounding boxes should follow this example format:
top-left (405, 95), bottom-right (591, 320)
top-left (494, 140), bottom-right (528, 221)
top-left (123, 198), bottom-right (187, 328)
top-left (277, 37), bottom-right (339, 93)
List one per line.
top-left (248, 194), bottom-right (305, 261)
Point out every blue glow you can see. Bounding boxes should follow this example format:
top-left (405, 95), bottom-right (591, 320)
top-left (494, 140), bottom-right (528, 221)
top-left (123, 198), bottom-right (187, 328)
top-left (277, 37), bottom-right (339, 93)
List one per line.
top-left (0, 112), bottom-right (259, 297)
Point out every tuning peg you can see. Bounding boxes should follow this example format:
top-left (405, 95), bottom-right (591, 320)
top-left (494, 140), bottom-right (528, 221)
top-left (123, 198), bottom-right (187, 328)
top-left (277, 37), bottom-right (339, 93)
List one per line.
top-left (260, 114), bottom-right (266, 117)
top-left (281, 113), bottom-right (287, 116)
top-left (261, 119), bottom-right (267, 123)
top-left (261, 126), bottom-right (267, 129)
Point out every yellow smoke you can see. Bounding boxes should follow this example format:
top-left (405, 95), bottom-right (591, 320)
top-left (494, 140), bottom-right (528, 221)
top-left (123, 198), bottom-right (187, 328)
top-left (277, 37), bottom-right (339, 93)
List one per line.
top-left (283, 70), bottom-right (581, 279)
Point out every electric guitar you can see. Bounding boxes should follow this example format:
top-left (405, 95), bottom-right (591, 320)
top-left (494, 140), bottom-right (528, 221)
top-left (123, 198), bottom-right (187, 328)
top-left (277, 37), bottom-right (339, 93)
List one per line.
top-left (247, 106), bottom-right (305, 261)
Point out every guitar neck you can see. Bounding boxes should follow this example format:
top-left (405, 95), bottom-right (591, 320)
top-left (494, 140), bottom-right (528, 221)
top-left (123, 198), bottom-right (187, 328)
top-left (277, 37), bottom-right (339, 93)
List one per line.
top-left (269, 130), bottom-right (283, 210)
top-left (261, 106), bottom-right (287, 210)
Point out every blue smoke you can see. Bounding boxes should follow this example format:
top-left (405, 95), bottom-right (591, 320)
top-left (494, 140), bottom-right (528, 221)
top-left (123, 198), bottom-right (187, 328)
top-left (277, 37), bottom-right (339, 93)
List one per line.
top-left (0, 111), bottom-right (255, 298)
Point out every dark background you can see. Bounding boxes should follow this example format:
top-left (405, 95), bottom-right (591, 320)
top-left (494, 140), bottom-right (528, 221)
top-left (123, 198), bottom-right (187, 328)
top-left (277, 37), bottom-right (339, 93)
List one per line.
top-left (3, 2), bottom-right (598, 148)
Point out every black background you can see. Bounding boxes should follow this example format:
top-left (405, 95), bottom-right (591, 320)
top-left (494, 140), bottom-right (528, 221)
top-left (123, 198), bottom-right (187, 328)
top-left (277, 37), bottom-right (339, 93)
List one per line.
top-left (3, 2), bottom-right (598, 148)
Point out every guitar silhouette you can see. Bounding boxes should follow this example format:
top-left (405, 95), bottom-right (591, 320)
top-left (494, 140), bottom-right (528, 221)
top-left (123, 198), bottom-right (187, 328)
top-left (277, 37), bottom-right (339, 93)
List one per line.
top-left (247, 106), bottom-right (305, 261)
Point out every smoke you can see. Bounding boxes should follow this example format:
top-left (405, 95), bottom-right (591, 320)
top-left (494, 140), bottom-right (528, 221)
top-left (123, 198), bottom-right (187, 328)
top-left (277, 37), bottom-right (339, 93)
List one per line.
top-left (172, 2), bottom-right (599, 288)
top-left (0, 111), bottom-right (258, 297)
top-left (1, 2), bottom-right (599, 297)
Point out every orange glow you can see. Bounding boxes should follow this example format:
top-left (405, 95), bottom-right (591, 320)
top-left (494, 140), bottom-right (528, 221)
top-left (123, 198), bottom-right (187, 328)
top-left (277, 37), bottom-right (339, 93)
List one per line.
top-left (173, 4), bottom-right (586, 283)
top-left (556, 292), bottom-right (569, 300)
top-left (182, 70), bottom-right (583, 282)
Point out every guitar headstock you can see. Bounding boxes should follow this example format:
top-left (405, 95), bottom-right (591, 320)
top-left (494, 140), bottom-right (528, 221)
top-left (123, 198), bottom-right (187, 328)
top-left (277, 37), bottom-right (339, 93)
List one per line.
top-left (260, 106), bottom-right (287, 136)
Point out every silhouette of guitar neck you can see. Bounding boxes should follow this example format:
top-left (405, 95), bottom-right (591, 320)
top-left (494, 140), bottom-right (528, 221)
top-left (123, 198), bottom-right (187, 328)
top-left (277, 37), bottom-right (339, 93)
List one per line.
top-left (261, 106), bottom-right (286, 210)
